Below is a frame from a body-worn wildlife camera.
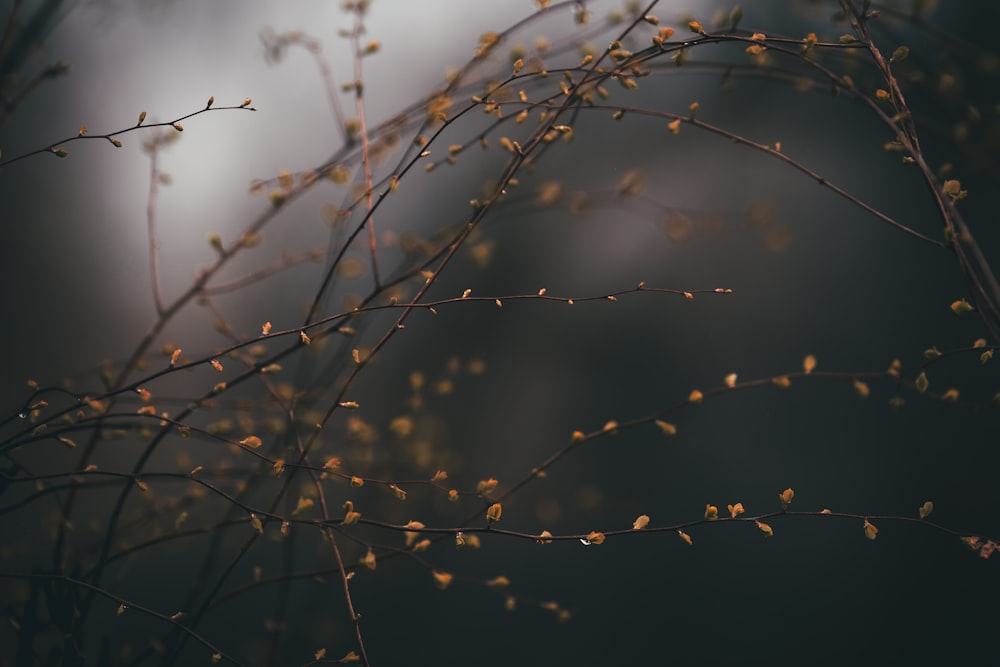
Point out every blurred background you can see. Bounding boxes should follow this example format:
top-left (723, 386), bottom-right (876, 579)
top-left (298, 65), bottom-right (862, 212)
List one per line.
top-left (2, 1), bottom-right (999, 665)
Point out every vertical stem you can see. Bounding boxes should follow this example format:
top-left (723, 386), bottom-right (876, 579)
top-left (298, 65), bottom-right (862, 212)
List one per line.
top-left (350, 8), bottom-right (381, 288)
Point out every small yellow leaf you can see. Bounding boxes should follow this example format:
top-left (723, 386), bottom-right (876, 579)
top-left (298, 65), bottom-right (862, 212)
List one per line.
top-left (431, 470), bottom-right (448, 482)
top-left (250, 513), bottom-right (263, 534)
top-left (486, 502), bottom-right (502, 523)
top-left (941, 388), bottom-right (960, 402)
top-left (654, 420), bottom-right (677, 436)
top-left (239, 435), bottom-right (262, 449)
top-left (688, 389), bottom-right (704, 404)
top-left (914, 371), bottom-right (929, 393)
top-left (210, 359), bottom-right (223, 372)
top-left (292, 496), bottom-right (314, 516)
top-left (723, 373), bottom-right (737, 388)
top-left (390, 484), bottom-right (407, 500)
top-left (314, 648), bottom-right (326, 661)
top-left (803, 355), bottom-right (817, 374)
top-left (950, 299), bottom-right (974, 315)
top-left (863, 520), bottom-right (878, 540)
top-left (853, 379), bottom-right (870, 398)
top-left (350, 476), bottom-right (364, 487)
top-left (341, 511), bottom-right (361, 525)
top-left (668, 118), bottom-right (681, 135)
top-left (486, 576), bottom-right (510, 588)
top-left (704, 504), bottom-right (719, 520)
top-left (585, 531), bottom-right (605, 545)
top-left (536, 530), bottom-right (553, 545)
top-left (170, 348), bottom-right (182, 366)
top-left (633, 514), bottom-right (650, 530)
top-left (432, 570), bottom-right (453, 590)
top-left (772, 375), bottom-right (791, 389)
top-left (678, 530), bottom-right (693, 546)
top-left (477, 478), bottom-right (499, 494)
top-left (961, 536), bottom-right (980, 550)
top-left (688, 20), bottom-right (704, 34)
top-left (779, 487), bottom-right (794, 510)
top-left (300, 331), bottom-right (311, 345)
top-left (728, 503), bottom-right (745, 518)
top-left (448, 489), bottom-right (459, 502)
top-left (919, 501), bottom-right (934, 519)
top-left (756, 520), bottom-right (773, 537)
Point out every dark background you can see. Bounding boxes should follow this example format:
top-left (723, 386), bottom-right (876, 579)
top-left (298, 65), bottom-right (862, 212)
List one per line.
top-left (2, 1), bottom-right (999, 665)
